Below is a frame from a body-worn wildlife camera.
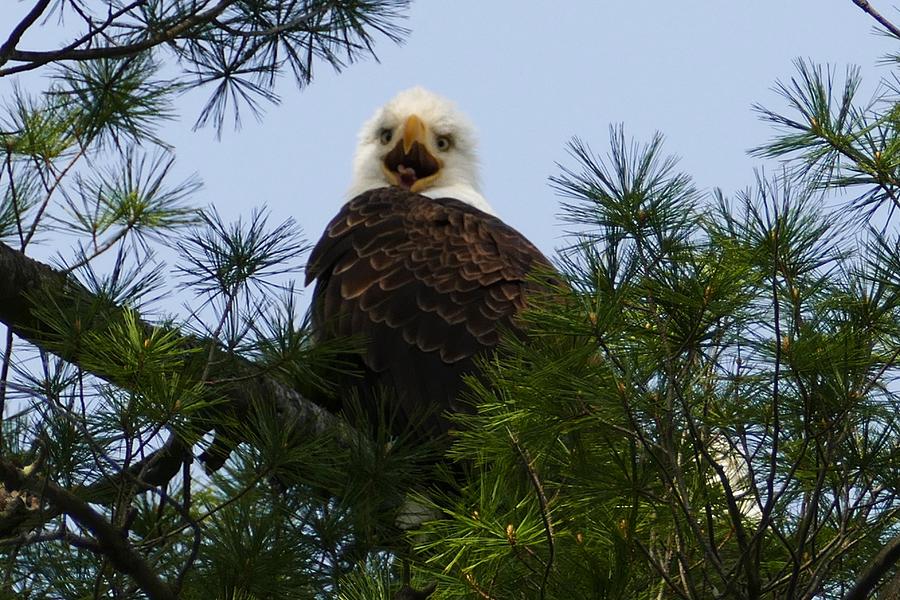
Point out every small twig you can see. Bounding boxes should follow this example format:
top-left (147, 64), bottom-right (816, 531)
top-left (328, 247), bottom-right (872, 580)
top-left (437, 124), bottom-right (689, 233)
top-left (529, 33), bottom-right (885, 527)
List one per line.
top-left (632, 536), bottom-right (692, 600)
top-left (138, 466), bottom-right (270, 546)
top-left (173, 456), bottom-right (200, 594)
top-left (62, 222), bottom-right (137, 275)
top-left (24, 143), bottom-right (88, 250)
top-left (463, 571), bottom-right (496, 600)
top-left (508, 429), bottom-right (554, 599)
top-left (851, 0), bottom-right (900, 39)
top-left (4, 154), bottom-right (25, 249)
top-left (212, 4), bottom-right (331, 38)
top-left (0, 329), bottom-right (13, 444)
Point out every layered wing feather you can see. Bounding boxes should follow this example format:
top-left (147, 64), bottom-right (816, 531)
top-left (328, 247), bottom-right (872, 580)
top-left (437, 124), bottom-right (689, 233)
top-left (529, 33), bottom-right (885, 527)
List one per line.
top-left (306, 186), bottom-right (552, 439)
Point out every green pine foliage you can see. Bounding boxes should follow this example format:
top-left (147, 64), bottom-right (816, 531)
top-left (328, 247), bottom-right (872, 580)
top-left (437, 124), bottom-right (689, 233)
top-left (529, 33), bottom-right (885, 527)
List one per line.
top-left (405, 63), bottom-right (900, 597)
top-left (3, 2), bottom-right (900, 599)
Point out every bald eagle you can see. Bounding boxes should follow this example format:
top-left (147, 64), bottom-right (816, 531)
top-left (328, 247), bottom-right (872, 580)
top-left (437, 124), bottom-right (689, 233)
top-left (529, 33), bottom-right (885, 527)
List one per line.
top-left (306, 88), bottom-right (552, 442)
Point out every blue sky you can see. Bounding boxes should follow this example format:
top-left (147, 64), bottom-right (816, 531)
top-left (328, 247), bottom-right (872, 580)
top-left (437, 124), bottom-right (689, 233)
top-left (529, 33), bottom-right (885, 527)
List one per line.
top-left (4, 1), bottom-right (899, 292)
top-left (159, 1), bottom-right (896, 258)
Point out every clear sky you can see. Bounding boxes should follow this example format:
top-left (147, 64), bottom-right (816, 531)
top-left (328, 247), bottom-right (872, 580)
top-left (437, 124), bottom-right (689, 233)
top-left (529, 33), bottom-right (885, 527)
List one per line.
top-left (4, 1), bottom-right (899, 297)
top-left (160, 1), bottom-right (896, 256)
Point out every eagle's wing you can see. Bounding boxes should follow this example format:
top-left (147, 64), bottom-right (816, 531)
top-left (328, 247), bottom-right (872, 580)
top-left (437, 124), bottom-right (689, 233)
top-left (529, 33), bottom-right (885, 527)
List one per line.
top-left (306, 186), bottom-right (552, 437)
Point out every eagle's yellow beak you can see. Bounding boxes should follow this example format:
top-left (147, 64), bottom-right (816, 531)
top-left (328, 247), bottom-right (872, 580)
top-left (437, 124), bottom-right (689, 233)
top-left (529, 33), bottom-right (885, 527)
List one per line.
top-left (383, 115), bottom-right (442, 193)
top-left (402, 115), bottom-right (427, 153)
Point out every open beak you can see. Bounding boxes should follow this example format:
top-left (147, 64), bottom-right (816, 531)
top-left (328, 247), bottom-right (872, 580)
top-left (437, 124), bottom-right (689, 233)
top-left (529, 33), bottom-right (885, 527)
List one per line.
top-left (382, 115), bottom-right (442, 192)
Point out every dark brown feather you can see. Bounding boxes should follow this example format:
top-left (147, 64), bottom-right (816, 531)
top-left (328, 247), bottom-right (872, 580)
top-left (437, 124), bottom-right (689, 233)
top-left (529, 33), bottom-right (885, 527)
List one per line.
top-left (306, 186), bottom-right (553, 441)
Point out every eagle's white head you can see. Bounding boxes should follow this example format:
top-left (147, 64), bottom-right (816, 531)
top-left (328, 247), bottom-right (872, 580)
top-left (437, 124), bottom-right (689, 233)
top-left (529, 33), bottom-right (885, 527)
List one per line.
top-left (347, 87), bottom-right (495, 214)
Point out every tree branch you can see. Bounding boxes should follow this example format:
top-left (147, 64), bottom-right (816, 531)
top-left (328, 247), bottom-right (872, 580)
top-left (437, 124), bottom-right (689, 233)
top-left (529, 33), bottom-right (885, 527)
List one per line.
top-left (844, 532), bottom-right (900, 600)
top-left (0, 0), bottom-right (235, 76)
top-left (0, 0), bottom-right (53, 67)
top-left (0, 459), bottom-right (177, 600)
top-left (0, 240), bottom-right (342, 478)
top-left (850, 0), bottom-right (900, 39)
top-left (508, 429), bottom-right (554, 599)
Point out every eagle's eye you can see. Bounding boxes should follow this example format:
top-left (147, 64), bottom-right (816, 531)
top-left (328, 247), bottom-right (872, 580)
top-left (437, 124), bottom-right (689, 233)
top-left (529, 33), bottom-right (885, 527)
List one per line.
top-left (435, 135), bottom-right (452, 151)
top-left (379, 128), bottom-right (393, 145)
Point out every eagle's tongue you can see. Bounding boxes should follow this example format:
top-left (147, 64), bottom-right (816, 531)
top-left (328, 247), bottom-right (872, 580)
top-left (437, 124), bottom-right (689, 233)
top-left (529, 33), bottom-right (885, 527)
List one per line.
top-left (397, 164), bottom-right (418, 188)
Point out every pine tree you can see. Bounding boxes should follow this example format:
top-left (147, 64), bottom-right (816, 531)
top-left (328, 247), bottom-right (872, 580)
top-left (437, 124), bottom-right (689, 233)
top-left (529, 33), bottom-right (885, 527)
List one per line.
top-left (4, 2), bottom-right (900, 599)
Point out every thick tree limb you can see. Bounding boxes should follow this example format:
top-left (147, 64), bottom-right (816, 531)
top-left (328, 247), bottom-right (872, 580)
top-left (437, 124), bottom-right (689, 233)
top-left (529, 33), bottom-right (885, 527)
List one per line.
top-left (845, 532), bottom-right (900, 600)
top-left (0, 240), bottom-right (341, 479)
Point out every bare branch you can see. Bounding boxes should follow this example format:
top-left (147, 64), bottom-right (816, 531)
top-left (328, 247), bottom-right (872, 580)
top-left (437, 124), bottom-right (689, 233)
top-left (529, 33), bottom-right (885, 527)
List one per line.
top-left (850, 0), bottom-right (900, 39)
